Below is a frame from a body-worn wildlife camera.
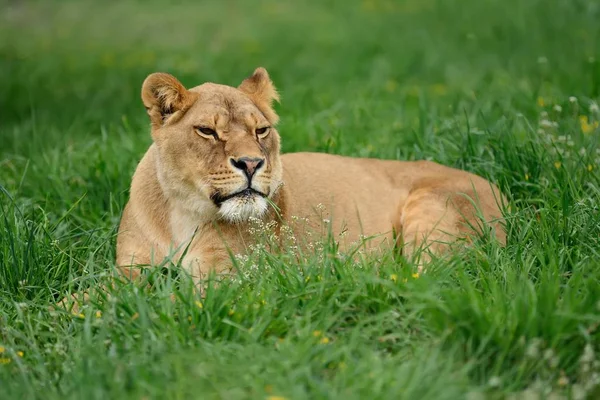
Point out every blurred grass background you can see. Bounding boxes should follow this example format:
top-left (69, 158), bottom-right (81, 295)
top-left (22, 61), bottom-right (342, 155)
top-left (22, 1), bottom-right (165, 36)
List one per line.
top-left (2, 0), bottom-right (598, 223)
top-left (1, 0), bottom-right (600, 398)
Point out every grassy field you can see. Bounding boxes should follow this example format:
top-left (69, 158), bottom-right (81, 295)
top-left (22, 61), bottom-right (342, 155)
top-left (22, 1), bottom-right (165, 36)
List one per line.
top-left (1, 0), bottom-right (600, 398)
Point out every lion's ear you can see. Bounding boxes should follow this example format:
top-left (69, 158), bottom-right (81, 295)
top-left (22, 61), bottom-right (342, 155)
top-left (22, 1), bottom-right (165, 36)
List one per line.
top-left (141, 73), bottom-right (197, 127)
top-left (239, 67), bottom-right (280, 124)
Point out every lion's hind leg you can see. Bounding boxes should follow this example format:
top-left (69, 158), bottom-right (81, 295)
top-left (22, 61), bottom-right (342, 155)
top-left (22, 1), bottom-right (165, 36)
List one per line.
top-left (395, 189), bottom-right (462, 267)
top-left (395, 186), bottom-right (501, 268)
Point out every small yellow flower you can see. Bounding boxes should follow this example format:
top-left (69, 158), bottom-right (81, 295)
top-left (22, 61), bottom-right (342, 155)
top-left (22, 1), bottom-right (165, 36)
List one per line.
top-left (312, 330), bottom-right (322, 337)
top-left (537, 97), bottom-right (545, 107)
top-left (17, 351), bottom-right (23, 357)
top-left (195, 301), bottom-right (203, 309)
top-left (412, 273), bottom-right (420, 279)
top-left (385, 79), bottom-right (397, 93)
top-left (580, 115), bottom-right (599, 134)
top-left (101, 52), bottom-right (116, 67)
top-left (431, 84), bottom-right (448, 96)
top-left (390, 274), bottom-right (398, 283)
top-left (228, 309), bottom-right (235, 316)
top-left (76, 313), bottom-right (85, 319)
top-left (554, 161), bottom-right (562, 169)
top-left (0, 358), bottom-right (11, 365)
top-left (320, 337), bottom-right (330, 344)
top-left (304, 276), bottom-right (311, 283)
top-left (260, 299), bottom-right (267, 306)
top-left (525, 173), bottom-right (530, 181)
top-left (95, 311), bottom-right (102, 319)
top-left (0, 346), bottom-right (4, 353)
top-left (557, 374), bottom-right (569, 387)
top-left (266, 396), bottom-right (288, 400)
top-left (588, 164), bottom-right (594, 172)
top-left (131, 312), bottom-right (139, 321)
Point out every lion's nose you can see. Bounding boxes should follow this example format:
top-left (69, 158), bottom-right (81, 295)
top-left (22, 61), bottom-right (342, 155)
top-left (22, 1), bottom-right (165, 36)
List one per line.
top-left (230, 157), bottom-right (265, 180)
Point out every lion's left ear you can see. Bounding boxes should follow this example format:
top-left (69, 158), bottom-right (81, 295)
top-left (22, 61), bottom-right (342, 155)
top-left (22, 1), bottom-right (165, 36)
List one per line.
top-left (239, 67), bottom-right (280, 124)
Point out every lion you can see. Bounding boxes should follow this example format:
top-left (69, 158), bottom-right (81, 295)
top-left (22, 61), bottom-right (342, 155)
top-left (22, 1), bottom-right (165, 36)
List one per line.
top-left (116, 67), bottom-right (506, 280)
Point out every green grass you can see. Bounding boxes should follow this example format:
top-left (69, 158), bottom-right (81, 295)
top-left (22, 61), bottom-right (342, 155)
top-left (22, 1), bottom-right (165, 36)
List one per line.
top-left (1, 0), bottom-right (600, 398)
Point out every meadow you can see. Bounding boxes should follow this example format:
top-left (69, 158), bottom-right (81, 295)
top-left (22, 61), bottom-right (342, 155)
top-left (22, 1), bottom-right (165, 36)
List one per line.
top-left (1, 0), bottom-right (600, 398)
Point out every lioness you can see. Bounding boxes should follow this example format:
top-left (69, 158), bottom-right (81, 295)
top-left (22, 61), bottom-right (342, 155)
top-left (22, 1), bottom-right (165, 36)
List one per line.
top-left (116, 67), bottom-right (505, 279)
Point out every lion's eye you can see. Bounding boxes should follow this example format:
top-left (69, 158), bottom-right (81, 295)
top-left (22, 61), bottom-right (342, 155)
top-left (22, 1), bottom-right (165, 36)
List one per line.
top-left (255, 127), bottom-right (270, 137)
top-left (195, 126), bottom-right (218, 138)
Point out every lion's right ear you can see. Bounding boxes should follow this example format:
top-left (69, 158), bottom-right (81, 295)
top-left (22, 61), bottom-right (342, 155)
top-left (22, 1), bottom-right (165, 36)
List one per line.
top-left (141, 73), bottom-right (197, 127)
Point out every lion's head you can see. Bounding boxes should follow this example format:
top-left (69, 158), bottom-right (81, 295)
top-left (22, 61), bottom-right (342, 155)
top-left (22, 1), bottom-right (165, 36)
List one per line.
top-left (141, 67), bottom-right (282, 223)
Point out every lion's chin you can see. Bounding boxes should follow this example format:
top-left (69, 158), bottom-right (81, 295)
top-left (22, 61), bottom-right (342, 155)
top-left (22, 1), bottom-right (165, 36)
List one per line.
top-left (217, 195), bottom-right (268, 223)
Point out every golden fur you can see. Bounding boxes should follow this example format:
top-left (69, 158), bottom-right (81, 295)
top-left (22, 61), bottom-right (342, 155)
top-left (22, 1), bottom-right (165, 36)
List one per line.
top-left (116, 67), bottom-right (506, 279)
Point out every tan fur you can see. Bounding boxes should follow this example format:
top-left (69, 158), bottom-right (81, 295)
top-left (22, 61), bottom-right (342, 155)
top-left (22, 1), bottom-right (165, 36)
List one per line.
top-left (116, 67), bottom-right (506, 280)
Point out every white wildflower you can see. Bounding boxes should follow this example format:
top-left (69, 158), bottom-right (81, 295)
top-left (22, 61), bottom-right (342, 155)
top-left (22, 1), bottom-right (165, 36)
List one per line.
top-left (488, 376), bottom-right (502, 387)
top-left (525, 338), bottom-right (542, 358)
top-left (581, 343), bottom-right (595, 364)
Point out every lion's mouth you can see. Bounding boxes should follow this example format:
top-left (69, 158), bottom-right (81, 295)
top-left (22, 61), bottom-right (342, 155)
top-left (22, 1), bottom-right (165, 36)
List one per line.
top-left (211, 188), bottom-right (266, 206)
